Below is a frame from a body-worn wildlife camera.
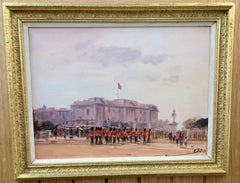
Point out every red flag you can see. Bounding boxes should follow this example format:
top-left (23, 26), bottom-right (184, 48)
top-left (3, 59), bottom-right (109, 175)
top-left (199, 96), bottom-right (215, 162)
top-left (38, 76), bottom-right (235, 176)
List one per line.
top-left (118, 82), bottom-right (122, 90)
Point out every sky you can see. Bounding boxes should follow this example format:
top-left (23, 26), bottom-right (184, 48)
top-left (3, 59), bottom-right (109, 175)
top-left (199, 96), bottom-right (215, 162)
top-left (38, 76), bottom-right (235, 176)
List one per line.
top-left (27, 24), bottom-right (211, 126)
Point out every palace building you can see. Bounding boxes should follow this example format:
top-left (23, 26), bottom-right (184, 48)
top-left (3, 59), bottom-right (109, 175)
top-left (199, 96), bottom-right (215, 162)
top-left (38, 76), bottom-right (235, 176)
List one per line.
top-left (33, 97), bottom-right (159, 129)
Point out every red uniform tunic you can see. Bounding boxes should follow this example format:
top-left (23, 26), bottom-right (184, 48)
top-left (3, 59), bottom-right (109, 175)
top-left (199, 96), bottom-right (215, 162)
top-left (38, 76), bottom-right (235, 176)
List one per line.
top-left (90, 130), bottom-right (95, 137)
top-left (143, 131), bottom-right (147, 137)
top-left (95, 129), bottom-right (100, 137)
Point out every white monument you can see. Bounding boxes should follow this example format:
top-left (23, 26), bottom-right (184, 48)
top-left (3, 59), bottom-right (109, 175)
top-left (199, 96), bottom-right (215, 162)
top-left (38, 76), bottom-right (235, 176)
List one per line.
top-left (168, 109), bottom-right (178, 136)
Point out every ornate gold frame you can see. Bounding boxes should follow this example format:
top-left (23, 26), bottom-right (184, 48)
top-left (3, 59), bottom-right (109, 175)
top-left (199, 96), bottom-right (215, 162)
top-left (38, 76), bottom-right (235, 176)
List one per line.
top-left (3, 3), bottom-right (234, 180)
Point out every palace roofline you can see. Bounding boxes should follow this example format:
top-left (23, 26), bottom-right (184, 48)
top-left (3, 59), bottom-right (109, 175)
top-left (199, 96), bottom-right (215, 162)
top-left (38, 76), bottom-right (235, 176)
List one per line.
top-left (34, 97), bottom-right (159, 111)
top-left (71, 97), bottom-right (158, 111)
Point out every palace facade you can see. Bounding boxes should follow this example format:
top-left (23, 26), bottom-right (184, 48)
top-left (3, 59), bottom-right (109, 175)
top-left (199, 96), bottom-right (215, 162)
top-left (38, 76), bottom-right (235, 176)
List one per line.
top-left (34, 97), bottom-right (159, 129)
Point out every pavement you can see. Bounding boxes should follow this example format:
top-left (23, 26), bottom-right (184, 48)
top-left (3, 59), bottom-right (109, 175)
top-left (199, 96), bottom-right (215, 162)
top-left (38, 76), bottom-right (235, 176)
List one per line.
top-left (35, 137), bottom-right (207, 159)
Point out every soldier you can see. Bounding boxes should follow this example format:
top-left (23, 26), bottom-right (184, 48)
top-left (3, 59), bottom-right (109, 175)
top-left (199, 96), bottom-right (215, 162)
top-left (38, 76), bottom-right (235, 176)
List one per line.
top-left (121, 128), bottom-right (127, 144)
top-left (112, 128), bottom-right (117, 144)
top-left (129, 128), bottom-right (133, 143)
top-left (95, 127), bottom-right (100, 145)
top-left (134, 128), bottom-right (138, 143)
top-left (108, 128), bottom-right (112, 144)
top-left (117, 129), bottom-right (121, 144)
top-left (104, 128), bottom-right (109, 144)
top-left (143, 128), bottom-right (147, 143)
top-left (89, 127), bottom-right (95, 144)
top-left (99, 127), bottom-right (103, 145)
top-left (147, 129), bottom-right (151, 143)
top-left (138, 129), bottom-right (143, 142)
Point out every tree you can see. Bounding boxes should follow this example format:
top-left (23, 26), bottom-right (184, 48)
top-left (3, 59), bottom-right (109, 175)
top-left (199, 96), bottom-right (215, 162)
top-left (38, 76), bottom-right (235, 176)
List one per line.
top-left (192, 118), bottom-right (208, 128)
top-left (182, 117), bottom-right (200, 129)
top-left (39, 121), bottom-right (55, 130)
top-left (183, 117), bottom-right (208, 129)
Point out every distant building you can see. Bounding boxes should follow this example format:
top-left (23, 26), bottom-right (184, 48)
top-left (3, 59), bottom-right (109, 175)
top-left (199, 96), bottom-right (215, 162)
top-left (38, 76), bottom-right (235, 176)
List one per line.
top-left (33, 97), bottom-right (159, 128)
top-left (33, 105), bottom-right (73, 125)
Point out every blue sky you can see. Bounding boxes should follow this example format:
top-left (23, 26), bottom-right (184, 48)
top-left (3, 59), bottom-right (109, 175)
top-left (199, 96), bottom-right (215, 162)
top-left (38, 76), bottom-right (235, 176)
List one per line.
top-left (28, 25), bottom-right (211, 125)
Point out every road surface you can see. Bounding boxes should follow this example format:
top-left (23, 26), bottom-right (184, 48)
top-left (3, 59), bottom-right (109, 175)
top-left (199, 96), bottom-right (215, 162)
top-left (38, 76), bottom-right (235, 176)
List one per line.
top-left (35, 137), bottom-right (207, 159)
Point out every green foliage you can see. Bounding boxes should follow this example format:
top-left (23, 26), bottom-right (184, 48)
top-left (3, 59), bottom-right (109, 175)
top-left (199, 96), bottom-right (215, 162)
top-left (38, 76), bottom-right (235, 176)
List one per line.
top-left (39, 121), bottom-right (55, 130)
top-left (183, 117), bottom-right (200, 129)
top-left (193, 118), bottom-right (208, 128)
top-left (33, 120), bottom-right (40, 130)
top-left (183, 117), bottom-right (208, 129)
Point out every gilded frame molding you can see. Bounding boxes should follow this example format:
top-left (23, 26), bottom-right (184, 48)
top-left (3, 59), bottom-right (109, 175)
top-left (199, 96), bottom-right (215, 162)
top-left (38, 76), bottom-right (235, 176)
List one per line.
top-left (2, 3), bottom-right (234, 180)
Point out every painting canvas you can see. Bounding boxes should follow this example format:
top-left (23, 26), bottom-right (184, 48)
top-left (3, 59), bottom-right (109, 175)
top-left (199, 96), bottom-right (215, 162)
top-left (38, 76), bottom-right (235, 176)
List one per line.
top-left (24, 23), bottom-right (214, 162)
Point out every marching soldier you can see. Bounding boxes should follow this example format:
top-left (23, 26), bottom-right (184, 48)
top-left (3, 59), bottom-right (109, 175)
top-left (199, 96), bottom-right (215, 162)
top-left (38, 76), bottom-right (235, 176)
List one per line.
top-left (134, 128), bottom-right (138, 143)
top-left (129, 128), bottom-right (133, 143)
top-left (95, 127), bottom-right (100, 144)
top-left (108, 128), bottom-right (113, 144)
top-left (104, 128), bottom-right (109, 144)
top-left (89, 127), bottom-right (95, 144)
top-left (143, 128), bottom-right (147, 143)
top-left (112, 128), bottom-right (117, 144)
top-left (147, 129), bottom-right (151, 143)
top-left (99, 127), bottom-right (103, 144)
top-left (121, 128), bottom-right (127, 144)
